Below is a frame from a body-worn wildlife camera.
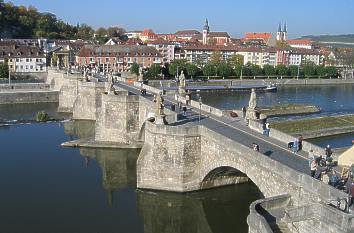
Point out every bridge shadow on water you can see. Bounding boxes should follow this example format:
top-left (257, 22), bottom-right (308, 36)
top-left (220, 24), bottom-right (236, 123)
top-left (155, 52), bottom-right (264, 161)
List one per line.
top-left (64, 119), bottom-right (264, 233)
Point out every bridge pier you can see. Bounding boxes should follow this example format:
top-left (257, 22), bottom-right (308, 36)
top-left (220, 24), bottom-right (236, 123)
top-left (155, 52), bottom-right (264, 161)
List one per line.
top-left (72, 81), bottom-right (105, 120)
top-left (58, 77), bottom-right (79, 113)
top-left (137, 122), bottom-right (249, 192)
top-left (95, 92), bottom-right (140, 144)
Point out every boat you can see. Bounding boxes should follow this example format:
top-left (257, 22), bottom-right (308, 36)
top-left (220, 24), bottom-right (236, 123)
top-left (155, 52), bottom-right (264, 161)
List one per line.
top-left (265, 82), bottom-right (277, 92)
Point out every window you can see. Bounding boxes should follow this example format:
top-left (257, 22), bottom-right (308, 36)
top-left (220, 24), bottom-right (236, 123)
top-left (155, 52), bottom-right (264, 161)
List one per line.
top-left (26, 65), bottom-right (28, 69)
top-left (9, 59), bottom-right (12, 62)
top-left (30, 65), bottom-right (33, 69)
top-left (26, 58), bottom-right (30, 62)
top-left (16, 58), bottom-right (19, 62)
top-left (20, 65), bottom-right (23, 69)
top-left (106, 58), bottom-right (109, 62)
top-left (10, 65), bottom-right (13, 68)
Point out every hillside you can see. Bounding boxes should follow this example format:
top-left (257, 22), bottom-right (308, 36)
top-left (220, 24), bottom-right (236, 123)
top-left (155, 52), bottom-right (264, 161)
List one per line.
top-left (298, 34), bottom-right (354, 48)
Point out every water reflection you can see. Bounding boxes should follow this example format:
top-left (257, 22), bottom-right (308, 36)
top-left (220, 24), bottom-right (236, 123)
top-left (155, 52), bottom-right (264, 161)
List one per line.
top-left (63, 120), bottom-right (96, 140)
top-left (79, 148), bottom-right (139, 206)
top-left (137, 184), bottom-right (261, 233)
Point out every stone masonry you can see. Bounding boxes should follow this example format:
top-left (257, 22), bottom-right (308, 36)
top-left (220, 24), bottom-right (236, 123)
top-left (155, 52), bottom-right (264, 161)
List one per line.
top-left (72, 81), bottom-right (105, 120)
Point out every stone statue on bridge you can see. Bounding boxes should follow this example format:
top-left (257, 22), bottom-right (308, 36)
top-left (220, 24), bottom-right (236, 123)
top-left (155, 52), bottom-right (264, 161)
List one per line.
top-left (154, 92), bottom-right (167, 125)
top-left (138, 67), bottom-right (144, 82)
top-left (248, 88), bottom-right (257, 110)
top-left (247, 88), bottom-right (259, 120)
top-left (107, 73), bottom-right (115, 95)
top-left (178, 70), bottom-right (186, 95)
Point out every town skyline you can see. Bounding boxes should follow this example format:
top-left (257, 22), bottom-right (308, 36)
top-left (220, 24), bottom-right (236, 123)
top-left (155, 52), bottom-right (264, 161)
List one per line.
top-left (8, 0), bottom-right (354, 38)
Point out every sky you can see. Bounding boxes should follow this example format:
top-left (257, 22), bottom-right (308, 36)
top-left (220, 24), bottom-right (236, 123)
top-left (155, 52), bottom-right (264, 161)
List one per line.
top-left (7, 0), bottom-right (354, 38)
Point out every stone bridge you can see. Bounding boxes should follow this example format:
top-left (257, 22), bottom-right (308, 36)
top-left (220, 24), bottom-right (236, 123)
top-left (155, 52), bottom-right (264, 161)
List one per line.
top-left (51, 70), bottom-right (353, 233)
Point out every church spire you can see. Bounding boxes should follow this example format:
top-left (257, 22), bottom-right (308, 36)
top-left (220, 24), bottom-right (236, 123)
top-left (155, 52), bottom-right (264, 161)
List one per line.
top-left (203, 18), bottom-right (210, 32)
top-left (278, 22), bottom-right (282, 33)
top-left (283, 22), bottom-right (287, 33)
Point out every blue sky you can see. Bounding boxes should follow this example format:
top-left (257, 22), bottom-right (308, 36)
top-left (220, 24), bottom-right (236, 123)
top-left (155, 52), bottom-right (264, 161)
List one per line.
top-left (8, 0), bottom-right (354, 38)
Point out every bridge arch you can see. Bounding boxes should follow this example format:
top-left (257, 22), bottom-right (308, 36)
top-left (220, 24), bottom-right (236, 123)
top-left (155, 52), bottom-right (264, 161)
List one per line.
top-left (199, 159), bottom-right (268, 197)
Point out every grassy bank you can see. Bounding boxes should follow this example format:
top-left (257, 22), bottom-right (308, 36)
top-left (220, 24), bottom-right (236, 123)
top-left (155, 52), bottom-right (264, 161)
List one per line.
top-left (270, 115), bottom-right (354, 134)
top-left (260, 104), bottom-right (320, 117)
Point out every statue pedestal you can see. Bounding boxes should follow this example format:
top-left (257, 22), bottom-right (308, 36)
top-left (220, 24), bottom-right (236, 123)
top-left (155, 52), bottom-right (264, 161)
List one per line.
top-left (178, 87), bottom-right (186, 95)
top-left (155, 115), bottom-right (167, 125)
top-left (246, 107), bottom-right (258, 120)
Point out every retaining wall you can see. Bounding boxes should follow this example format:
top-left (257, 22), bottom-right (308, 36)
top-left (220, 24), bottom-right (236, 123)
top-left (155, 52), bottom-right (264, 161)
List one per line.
top-left (0, 90), bottom-right (58, 104)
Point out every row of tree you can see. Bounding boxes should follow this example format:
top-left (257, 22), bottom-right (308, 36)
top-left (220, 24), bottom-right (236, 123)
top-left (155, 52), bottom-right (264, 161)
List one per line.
top-left (0, 0), bottom-right (127, 42)
top-left (0, 1), bottom-right (95, 39)
top-left (0, 63), bottom-right (9, 79)
top-left (130, 60), bottom-right (338, 80)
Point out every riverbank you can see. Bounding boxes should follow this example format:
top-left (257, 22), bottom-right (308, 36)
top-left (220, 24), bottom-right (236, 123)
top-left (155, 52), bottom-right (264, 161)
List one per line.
top-left (149, 78), bottom-right (354, 88)
top-left (260, 104), bottom-right (321, 117)
top-left (270, 114), bottom-right (354, 138)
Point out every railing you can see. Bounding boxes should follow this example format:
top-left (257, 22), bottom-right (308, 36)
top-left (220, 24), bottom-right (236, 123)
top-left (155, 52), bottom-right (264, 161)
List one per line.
top-left (247, 194), bottom-right (291, 233)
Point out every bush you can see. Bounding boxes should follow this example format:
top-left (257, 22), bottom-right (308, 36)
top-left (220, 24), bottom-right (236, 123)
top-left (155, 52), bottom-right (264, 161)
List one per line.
top-left (36, 111), bottom-right (50, 122)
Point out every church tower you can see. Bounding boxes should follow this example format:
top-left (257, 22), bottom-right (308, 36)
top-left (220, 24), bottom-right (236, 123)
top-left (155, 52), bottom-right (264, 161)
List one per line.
top-left (282, 22), bottom-right (287, 41)
top-left (276, 22), bottom-right (282, 41)
top-left (276, 22), bottom-right (287, 41)
top-left (202, 18), bottom-right (210, 45)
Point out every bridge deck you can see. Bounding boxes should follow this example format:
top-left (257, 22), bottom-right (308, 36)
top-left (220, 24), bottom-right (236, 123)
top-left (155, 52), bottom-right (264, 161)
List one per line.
top-left (116, 82), bottom-right (311, 175)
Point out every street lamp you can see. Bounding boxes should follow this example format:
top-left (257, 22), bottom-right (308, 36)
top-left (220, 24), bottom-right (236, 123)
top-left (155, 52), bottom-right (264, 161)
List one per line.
top-left (199, 96), bottom-right (202, 123)
top-left (8, 69), bottom-right (11, 85)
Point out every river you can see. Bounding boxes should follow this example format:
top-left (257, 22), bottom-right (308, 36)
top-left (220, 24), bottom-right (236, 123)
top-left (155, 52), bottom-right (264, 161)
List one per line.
top-left (193, 84), bottom-right (354, 148)
top-left (0, 120), bottom-right (262, 233)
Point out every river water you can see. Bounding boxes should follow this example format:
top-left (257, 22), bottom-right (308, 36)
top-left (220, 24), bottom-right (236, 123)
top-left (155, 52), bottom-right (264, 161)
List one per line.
top-left (193, 84), bottom-right (354, 148)
top-left (193, 84), bottom-right (354, 115)
top-left (0, 84), bottom-right (353, 232)
top-left (0, 120), bottom-right (261, 233)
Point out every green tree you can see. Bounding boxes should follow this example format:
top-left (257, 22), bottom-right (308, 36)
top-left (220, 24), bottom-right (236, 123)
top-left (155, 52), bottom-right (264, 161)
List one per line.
top-left (107, 27), bottom-right (125, 38)
top-left (263, 64), bottom-right (276, 76)
top-left (0, 63), bottom-right (9, 79)
top-left (315, 65), bottom-right (327, 78)
top-left (276, 65), bottom-right (289, 76)
top-left (249, 64), bottom-right (263, 76)
top-left (234, 65), bottom-right (251, 78)
top-left (147, 64), bottom-right (161, 79)
top-left (227, 54), bottom-right (244, 67)
top-left (210, 51), bottom-right (223, 65)
top-left (186, 63), bottom-right (199, 79)
top-left (217, 63), bottom-right (233, 78)
top-left (77, 24), bottom-right (94, 40)
top-left (96, 27), bottom-right (107, 37)
top-left (289, 65), bottom-right (300, 78)
top-left (326, 66), bottom-right (337, 78)
top-left (202, 64), bottom-right (216, 78)
top-left (168, 59), bottom-right (187, 77)
top-left (130, 63), bottom-right (139, 76)
top-left (302, 64), bottom-right (316, 77)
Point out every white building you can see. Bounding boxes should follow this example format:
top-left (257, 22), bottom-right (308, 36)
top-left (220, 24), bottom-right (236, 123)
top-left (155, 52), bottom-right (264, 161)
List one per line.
top-left (0, 44), bottom-right (46, 73)
top-left (177, 45), bottom-right (277, 67)
top-left (147, 40), bottom-right (175, 64)
top-left (288, 40), bottom-right (313, 50)
top-left (125, 31), bottom-right (142, 39)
